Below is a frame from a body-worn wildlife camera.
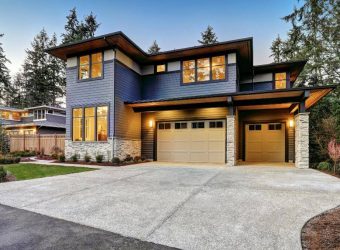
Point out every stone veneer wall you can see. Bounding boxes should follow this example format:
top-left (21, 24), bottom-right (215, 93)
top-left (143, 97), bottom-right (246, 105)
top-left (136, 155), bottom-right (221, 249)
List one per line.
top-left (226, 115), bottom-right (236, 166)
top-left (295, 113), bottom-right (309, 168)
top-left (65, 139), bottom-right (114, 162)
top-left (113, 137), bottom-right (141, 160)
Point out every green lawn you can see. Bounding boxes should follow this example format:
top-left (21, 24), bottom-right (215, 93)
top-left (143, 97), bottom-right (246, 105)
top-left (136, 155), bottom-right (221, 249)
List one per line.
top-left (3, 164), bottom-right (95, 181)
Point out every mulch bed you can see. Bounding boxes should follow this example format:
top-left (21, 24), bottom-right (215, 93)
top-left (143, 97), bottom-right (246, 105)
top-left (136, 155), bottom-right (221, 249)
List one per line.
top-left (53, 160), bottom-right (149, 167)
top-left (301, 206), bottom-right (340, 250)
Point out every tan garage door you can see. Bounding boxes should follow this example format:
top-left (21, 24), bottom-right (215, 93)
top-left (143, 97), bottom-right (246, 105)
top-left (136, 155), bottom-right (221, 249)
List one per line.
top-left (245, 123), bottom-right (285, 162)
top-left (157, 120), bottom-right (225, 163)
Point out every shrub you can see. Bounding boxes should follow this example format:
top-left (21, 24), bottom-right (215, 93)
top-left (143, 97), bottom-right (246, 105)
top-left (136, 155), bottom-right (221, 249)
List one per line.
top-left (59, 154), bottom-right (65, 162)
top-left (141, 156), bottom-right (146, 162)
top-left (317, 162), bottom-right (331, 171)
top-left (0, 166), bottom-right (6, 182)
top-left (0, 156), bottom-right (20, 164)
top-left (96, 155), bottom-right (104, 163)
top-left (112, 157), bottom-right (120, 164)
top-left (84, 153), bottom-right (91, 163)
top-left (71, 154), bottom-right (78, 162)
top-left (124, 154), bottom-right (133, 162)
top-left (11, 150), bottom-right (36, 157)
top-left (133, 156), bottom-right (141, 162)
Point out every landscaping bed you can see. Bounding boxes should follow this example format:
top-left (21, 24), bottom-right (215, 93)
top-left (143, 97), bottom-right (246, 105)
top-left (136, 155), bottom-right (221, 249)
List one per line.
top-left (54, 159), bottom-right (150, 167)
top-left (301, 206), bottom-right (340, 250)
top-left (1, 163), bottom-right (95, 181)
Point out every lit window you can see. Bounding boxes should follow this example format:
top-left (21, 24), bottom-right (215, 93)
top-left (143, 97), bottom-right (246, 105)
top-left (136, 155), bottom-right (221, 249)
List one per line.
top-left (91, 53), bottom-right (102, 78)
top-left (182, 60), bottom-right (196, 83)
top-left (72, 108), bottom-right (83, 141)
top-left (212, 56), bottom-right (226, 80)
top-left (97, 106), bottom-right (108, 141)
top-left (156, 64), bottom-right (166, 73)
top-left (197, 58), bottom-right (210, 82)
top-left (275, 72), bottom-right (287, 89)
top-left (85, 107), bottom-right (95, 141)
top-left (79, 53), bottom-right (103, 80)
top-left (79, 55), bottom-right (90, 80)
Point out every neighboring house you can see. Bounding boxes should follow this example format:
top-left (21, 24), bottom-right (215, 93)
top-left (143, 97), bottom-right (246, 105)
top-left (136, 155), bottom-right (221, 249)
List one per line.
top-left (46, 31), bottom-right (334, 168)
top-left (0, 106), bottom-right (66, 135)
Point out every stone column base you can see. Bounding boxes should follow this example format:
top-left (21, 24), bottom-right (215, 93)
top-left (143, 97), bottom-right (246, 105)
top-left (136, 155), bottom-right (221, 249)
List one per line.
top-left (295, 113), bottom-right (309, 168)
top-left (226, 115), bottom-right (236, 167)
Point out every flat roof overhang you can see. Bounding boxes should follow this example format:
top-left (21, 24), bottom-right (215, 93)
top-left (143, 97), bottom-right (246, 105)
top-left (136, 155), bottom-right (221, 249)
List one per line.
top-left (46, 32), bottom-right (253, 75)
top-left (126, 86), bottom-right (335, 112)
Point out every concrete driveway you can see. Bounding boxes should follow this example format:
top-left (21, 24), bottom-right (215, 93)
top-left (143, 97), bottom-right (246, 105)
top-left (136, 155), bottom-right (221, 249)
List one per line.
top-left (0, 162), bottom-right (340, 250)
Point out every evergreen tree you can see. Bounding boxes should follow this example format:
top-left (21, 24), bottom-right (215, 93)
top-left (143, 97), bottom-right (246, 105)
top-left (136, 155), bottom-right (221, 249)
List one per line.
top-left (148, 40), bottom-right (161, 54)
top-left (0, 34), bottom-right (11, 105)
top-left (198, 25), bottom-right (218, 45)
top-left (270, 35), bottom-right (284, 62)
top-left (61, 8), bottom-right (100, 44)
top-left (8, 72), bottom-right (27, 108)
top-left (271, 0), bottom-right (339, 87)
top-left (22, 29), bottom-right (65, 107)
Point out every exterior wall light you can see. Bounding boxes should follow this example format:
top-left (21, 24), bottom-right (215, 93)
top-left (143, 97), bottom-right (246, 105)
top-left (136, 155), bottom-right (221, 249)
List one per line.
top-left (289, 119), bottom-right (294, 128)
top-left (149, 120), bottom-right (154, 128)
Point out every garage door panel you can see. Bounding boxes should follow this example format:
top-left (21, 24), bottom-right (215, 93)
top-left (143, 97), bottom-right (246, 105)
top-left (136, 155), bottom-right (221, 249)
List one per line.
top-left (157, 120), bottom-right (225, 163)
top-left (246, 123), bottom-right (285, 162)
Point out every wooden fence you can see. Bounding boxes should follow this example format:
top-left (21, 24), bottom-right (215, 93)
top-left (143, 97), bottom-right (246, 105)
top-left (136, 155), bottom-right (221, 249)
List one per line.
top-left (9, 134), bottom-right (65, 155)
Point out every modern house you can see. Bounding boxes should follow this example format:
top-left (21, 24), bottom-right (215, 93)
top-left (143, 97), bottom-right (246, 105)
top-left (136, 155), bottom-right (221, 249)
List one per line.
top-left (0, 105), bottom-right (66, 135)
top-left (46, 31), bottom-right (334, 168)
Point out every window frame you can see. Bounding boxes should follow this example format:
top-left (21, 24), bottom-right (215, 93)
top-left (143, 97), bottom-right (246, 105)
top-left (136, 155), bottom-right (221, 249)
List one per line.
top-left (273, 72), bottom-right (288, 89)
top-left (71, 104), bottom-right (109, 142)
top-left (77, 51), bottom-right (104, 82)
top-left (181, 54), bottom-right (227, 85)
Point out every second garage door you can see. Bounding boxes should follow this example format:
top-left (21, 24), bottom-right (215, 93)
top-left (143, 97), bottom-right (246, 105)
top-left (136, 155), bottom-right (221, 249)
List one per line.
top-left (157, 120), bottom-right (225, 163)
top-left (245, 123), bottom-right (285, 162)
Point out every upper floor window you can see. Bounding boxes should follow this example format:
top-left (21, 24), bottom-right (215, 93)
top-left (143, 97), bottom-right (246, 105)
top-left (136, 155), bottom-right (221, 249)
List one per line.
top-left (182, 55), bottom-right (226, 84)
top-left (275, 72), bottom-right (287, 89)
top-left (212, 56), bottom-right (226, 80)
top-left (156, 64), bottom-right (166, 73)
top-left (79, 52), bottom-right (103, 80)
top-left (33, 109), bottom-right (46, 120)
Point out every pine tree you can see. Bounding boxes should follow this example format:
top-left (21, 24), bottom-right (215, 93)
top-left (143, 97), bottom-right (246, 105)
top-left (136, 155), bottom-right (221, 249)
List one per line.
top-left (198, 25), bottom-right (218, 45)
top-left (271, 0), bottom-right (339, 87)
top-left (8, 72), bottom-right (27, 108)
top-left (22, 29), bottom-right (65, 107)
top-left (148, 40), bottom-right (161, 54)
top-left (61, 8), bottom-right (100, 44)
top-left (270, 35), bottom-right (284, 62)
top-left (0, 34), bottom-right (11, 105)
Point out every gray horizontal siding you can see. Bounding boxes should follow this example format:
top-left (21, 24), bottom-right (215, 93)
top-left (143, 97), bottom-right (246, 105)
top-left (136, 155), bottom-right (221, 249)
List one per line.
top-left (46, 114), bottom-right (65, 124)
top-left (141, 107), bottom-right (228, 160)
top-left (141, 64), bottom-right (237, 100)
top-left (65, 62), bottom-right (115, 139)
top-left (114, 61), bottom-right (141, 139)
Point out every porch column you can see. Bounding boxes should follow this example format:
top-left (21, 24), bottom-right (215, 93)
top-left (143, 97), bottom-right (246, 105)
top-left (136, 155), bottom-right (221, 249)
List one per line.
top-left (226, 115), bottom-right (236, 166)
top-left (294, 112), bottom-right (309, 168)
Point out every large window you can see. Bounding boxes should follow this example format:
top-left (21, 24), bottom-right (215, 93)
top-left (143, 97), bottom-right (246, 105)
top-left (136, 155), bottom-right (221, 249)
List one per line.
top-left (275, 72), bottom-right (287, 89)
top-left (97, 106), bottom-right (108, 141)
top-left (79, 52), bottom-right (103, 80)
top-left (212, 56), bottom-right (226, 80)
top-left (182, 55), bottom-right (226, 84)
top-left (72, 106), bottom-right (108, 142)
top-left (72, 108), bottom-right (83, 141)
top-left (197, 58), bottom-right (210, 82)
top-left (182, 60), bottom-right (196, 83)
top-left (85, 107), bottom-right (95, 141)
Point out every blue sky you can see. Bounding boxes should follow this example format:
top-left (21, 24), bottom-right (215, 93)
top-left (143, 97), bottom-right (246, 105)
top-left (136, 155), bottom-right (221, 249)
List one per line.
top-left (1, 0), bottom-right (301, 75)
